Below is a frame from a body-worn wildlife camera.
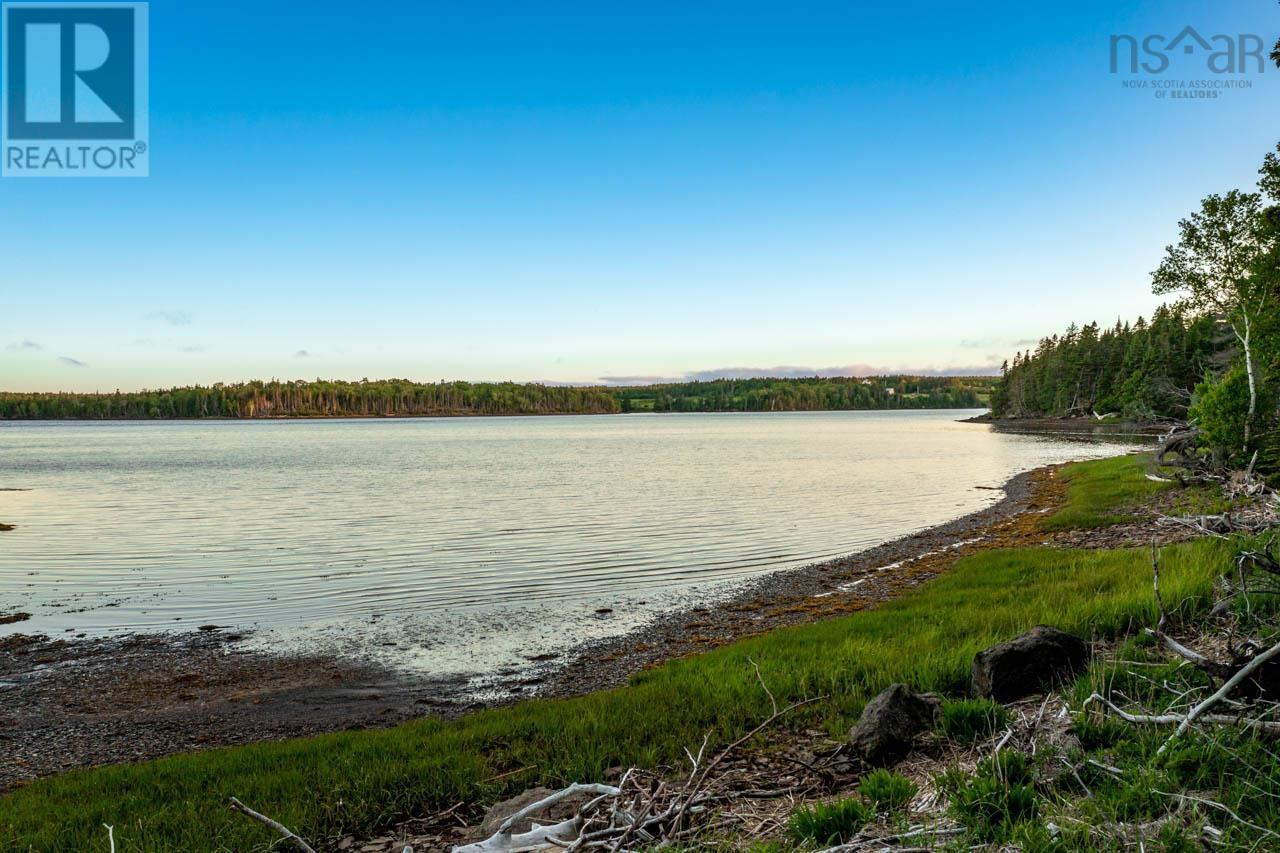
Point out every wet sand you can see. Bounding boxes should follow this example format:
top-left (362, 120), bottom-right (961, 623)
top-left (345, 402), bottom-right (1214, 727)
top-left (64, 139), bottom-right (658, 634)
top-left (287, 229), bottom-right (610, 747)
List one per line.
top-left (0, 630), bottom-right (472, 790)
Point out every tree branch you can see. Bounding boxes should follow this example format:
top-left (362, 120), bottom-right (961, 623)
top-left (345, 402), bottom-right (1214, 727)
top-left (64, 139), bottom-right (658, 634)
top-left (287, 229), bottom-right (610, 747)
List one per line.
top-left (228, 797), bottom-right (317, 853)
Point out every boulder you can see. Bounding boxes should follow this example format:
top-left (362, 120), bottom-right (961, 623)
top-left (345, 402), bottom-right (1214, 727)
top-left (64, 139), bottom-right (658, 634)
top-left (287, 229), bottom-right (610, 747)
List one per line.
top-left (474, 786), bottom-right (596, 838)
top-left (849, 683), bottom-right (940, 765)
top-left (972, 626), bottom-right (1089, 702)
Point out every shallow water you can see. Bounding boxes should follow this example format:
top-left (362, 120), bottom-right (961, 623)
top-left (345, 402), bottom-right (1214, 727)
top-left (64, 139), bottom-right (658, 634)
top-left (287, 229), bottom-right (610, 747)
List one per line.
top-left (0, 411), bottom-right (1144, 676)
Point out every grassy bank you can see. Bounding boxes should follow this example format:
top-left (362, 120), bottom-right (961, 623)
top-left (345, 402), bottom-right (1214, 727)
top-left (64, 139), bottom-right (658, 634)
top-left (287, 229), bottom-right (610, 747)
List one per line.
top-left (0, 456), bottom-right (1233, 850)
top-left (1041, 454), bottom-right (1170, 530)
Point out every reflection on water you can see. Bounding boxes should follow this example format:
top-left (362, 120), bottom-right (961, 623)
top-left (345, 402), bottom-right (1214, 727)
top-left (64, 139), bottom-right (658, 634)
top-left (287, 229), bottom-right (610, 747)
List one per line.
top-left (0, 411), bottom-right (1146, 673)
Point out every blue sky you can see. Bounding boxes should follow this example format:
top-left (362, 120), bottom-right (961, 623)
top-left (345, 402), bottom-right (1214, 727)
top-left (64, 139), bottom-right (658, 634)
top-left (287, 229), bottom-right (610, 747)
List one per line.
top-left (3, 0), bottom-right (1280, 392)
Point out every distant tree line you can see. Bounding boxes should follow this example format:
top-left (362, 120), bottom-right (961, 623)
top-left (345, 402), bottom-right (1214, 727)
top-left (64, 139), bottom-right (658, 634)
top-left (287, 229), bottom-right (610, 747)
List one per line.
top-left (0, 380), bottom-right (622, 419)
top-left (616, 376), bottom-right (992, 412)
top-left (0, 375), bottom-right (996, 420)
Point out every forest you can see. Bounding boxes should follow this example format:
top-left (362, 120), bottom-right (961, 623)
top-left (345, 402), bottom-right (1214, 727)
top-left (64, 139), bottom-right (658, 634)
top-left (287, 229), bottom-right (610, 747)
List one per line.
top-left (989, 308), bottom-right (1225, 421)
top-left (0, 375), bottom-right (995, 420)
top-left (615, 376), bottom-right (991, 412)
top-left (991, 140), bottom-right (1280, 472)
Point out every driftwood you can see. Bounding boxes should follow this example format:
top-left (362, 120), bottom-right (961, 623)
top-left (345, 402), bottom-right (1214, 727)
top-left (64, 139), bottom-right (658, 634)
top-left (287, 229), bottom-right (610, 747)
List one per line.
top-left (1156, 423), bottom-right (1199, 465)
top-left (452, 664), bottom-right (824, 853)
top-left (451, 784), bottom-right (622, 852)
top-left (1089, 544), bottom-right (1280, 752)
top-left (1158, 639), bottom-right (1280, 752)
top-left (1146, 545), bottom-right (1237, 681)
top-left (1084, 692), bottom-right (1280, 735)
top-left (1154, 790), bottom-right (1280, 842)
top-left (812, 823), bottom-right (965, 851)
top-left (228, 797), bottom-right (319, 853)
top-left (1238, 538), bottom-right (1280, 575)
top-left (192, 666), bottom-right (822, 853)
top-left (1156, 507), bottom-right (1280, 538)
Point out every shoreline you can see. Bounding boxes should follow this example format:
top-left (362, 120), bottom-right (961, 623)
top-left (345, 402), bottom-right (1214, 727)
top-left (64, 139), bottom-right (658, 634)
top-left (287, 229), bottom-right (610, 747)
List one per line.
top-left (2, 451), bottom-right (1169, 791)
top-left (543, 464), bottom-right (1054, 698)
top-left (0, 407), bottom-right (988, 423)
top-left (962, 413), bottom-right (1168, 435)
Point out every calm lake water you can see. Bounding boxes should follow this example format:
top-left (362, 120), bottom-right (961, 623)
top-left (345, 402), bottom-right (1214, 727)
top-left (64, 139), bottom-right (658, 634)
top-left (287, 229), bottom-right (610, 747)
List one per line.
top-left (0, 411), bottom-right (1142, 676)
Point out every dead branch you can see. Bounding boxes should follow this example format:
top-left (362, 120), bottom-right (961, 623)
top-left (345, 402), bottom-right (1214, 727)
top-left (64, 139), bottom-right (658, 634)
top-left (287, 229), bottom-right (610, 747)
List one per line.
top-left (1237, 537), bottom-right (1280, 580)
top-left (1084, 692), bottom-right (1280, 734)
top-left (1156, 512), bottom-right (1274, 537)
top-left (1159, 637), bottom-right (1280, 753)
top-left (671, 694), bottom-right (823, 833)
top-left (228, 797), bottom-right (317, 853)
top-left (498, 785), bottom-right (622, 837)
top-left (451, 784), bottom-right (623, 853)
top-left (1157, 489), bottom-right (1280, 537)
top-left (1156, 424), bottom-right (1199, 465)
top-left (1147, 545), bottom-right (1236, 680)
top-left (451, 667), bottom-right (821, 852)
top-left (748, 656), bottom-right (778, 717)
top-left (812, 823), bottom-right (965, 852)
top-left (1155, 789), bottom-right (1280, 841)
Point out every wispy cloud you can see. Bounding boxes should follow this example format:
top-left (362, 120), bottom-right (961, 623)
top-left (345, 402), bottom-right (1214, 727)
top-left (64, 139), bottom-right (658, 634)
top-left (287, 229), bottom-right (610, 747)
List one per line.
top-left (1011, 338), bottom-right (1038, 347)
top-left (6, 339), bottom-right (42, 351)
top-left (148, 310), bottom-right (193, 326)
top-left (57, 356), bottom-right (88, 367)
top-left (599, 363), bottom-right (1001, 385)
top-left (294, 349), bottom-right (310, 358)
top-left (180, 345), bottom-right (206, 353)
top-left (596, 374), bottom-right (679, 385)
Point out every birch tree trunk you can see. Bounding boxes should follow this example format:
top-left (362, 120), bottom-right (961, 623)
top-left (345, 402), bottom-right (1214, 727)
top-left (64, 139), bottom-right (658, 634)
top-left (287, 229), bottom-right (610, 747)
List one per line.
top-left (1233, 310), bottom-right (1257, 453)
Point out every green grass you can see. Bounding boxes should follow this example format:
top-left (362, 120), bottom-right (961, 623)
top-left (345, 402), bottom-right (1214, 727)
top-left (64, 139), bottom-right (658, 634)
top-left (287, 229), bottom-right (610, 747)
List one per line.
top-left (0, 455), bottom-right (1233, 851)
top-left (944, 752), bottom-right (1039, 842)
top-left (939, 698), bottom-right (1010, 745)
top-left (1041, 454), bottom-right (1173, 530)
top-left (786, 797), bottom-right (873, 846)
top-left (858, 768), bottom-right (917, 814)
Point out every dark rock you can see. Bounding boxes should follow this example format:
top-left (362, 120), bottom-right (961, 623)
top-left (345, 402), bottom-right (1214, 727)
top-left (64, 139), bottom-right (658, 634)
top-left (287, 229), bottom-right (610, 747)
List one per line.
top-left (972, 625), bottom-right (1089, 702)
top-left (849, 683), bottom-right (940, 765)
top-left (475, 786), bottom-right (596, 838)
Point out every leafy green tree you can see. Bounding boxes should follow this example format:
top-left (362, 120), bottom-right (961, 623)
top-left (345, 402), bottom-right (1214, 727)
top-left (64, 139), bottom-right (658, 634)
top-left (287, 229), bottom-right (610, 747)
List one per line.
top-left (1189, 366), bottom-right (1266, 466)
top-left (1152, 189), bottom-right (1270, 450)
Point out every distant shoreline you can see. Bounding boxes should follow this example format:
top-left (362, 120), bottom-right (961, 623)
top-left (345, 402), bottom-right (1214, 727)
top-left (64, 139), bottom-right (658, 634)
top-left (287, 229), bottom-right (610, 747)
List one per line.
top-left (0, 376), bottom-right (996, 419)
top-left (0, 406), bottom-right (991, 423)
top-left (961, 412), bottom-right (1167, 435)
